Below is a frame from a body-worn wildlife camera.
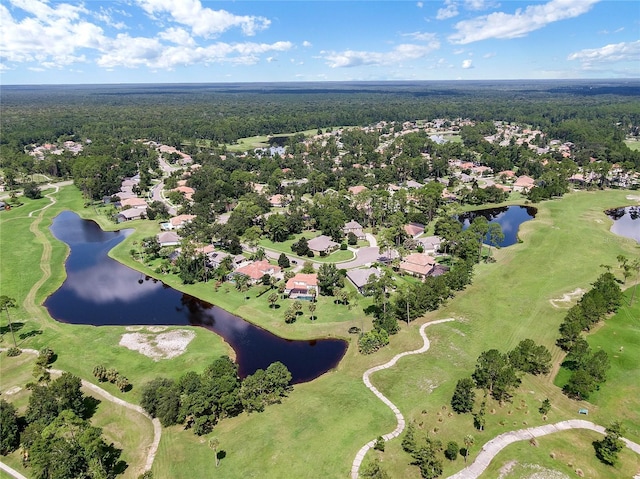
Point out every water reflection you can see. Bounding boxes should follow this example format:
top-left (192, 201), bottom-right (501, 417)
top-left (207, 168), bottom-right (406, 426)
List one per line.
top-left (45, 211), bottom-right (347, 383)
top-left (605, 206), bottom-right (640, 243)
top-left (459, 205), bottom-right (537, 246)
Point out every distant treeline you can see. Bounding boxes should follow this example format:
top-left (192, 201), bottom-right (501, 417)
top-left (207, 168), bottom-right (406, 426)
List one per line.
top-left (1, 81), bottom-right (639, 162)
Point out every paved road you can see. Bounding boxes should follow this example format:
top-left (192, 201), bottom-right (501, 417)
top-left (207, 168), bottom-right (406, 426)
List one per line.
top-left (351, 319), bottom-right (455, 479)
top-left (0, 462), bottom-right (28, 479)
top-left (446, 419), bottom-right (640, 479)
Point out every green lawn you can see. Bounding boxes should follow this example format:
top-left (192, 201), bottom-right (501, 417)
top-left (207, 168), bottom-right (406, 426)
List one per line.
top-left (1, 186), bottom-right (639, 478)
top-left (258, 232), bottom-right (355, 263)
top-left (624, 139), bottom-right (640, 151)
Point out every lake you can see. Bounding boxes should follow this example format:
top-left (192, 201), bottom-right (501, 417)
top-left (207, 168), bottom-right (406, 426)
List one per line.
top-left (44, 211), bottom-right (347, 384)
top-left (605, 206), bottom-right (640, 243)
top-left (458, 205), bottom-right (537, 246)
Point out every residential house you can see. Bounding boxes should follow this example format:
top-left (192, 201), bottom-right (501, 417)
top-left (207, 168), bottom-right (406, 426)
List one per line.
top-left (343, 220), bottom-right (366, 240)
top-left (172, 185), bottom-right (195, 201)
top-left (403, 223), bottom-right (425, 239)
top-left (170, 214), bottom-right (196, 229)
top-left (285, 273), bottom-right (318, 299)
top-left (347, 268), bottom-right (381, 294)
top-left (116, 208), bottom-right (146, 222)
top-left (348, 185), bottom-right (368, 195)
top-left (399, 253), bottom-right (436, 278)
top-left (120, 197), bottom-right (148, 209)
top-left (157, 231), bottom-right (181, 247)
top-left (269, 194), bottom-right (286, 208)
top-left (307, 235), bottom-right (340, 255)
top-left (406, 180), bottom-right (423, 189)
top-left (416, 235), bottom-right (442, 255)
top-left (232, 260), bottom-right (282, 284)
top-left (513, 175), bottom-right (536, 192)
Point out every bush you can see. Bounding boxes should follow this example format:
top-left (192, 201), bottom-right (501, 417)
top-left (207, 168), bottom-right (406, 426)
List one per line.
top-left (93, 365), bottom-right (107, 382)
top-left (340, 243), bottom-right (348, 250)
top-left (36, 348), bottom-right (55, 367)
top-left (6, 347), bottom-right (21, 357)
top-left (445, 441), bottom-right (459, 460)
top-left (358, 329), bottom-right (389, 354)
top-left (373, 436), bottom-right (385, 451)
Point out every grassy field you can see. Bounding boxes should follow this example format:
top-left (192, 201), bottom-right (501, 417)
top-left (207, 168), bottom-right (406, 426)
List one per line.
top-left (624, 139), bottom-right (640, 151)
top-left (1, 186), bottom-right (639, 478)
top-left (0, 351), bottom-right (155, 478)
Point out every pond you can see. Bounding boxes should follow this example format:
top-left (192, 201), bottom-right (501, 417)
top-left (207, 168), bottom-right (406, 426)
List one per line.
top-left (605, 206), bottom-right (640, 243)
top-left (44, 211), bottom-right (347, 384)
top-left (458, 205), bottom-right (537, 247)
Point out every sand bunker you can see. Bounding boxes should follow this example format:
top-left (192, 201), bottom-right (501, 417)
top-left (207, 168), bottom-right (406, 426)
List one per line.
top-left (4, 386), bottom-right (22, 395)
top-left (550, 288), bottom-right (585, 308)
top-left (119, 329), bottom-right (195, 361)
top-left (626, 194), bottom-right (640, 203)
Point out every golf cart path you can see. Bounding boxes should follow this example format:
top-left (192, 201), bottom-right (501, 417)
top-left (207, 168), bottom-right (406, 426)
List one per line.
top-left (447, 419), bottom-right (640, 479)
top-left (0, 349), bottom-right (160, 476)
top-left (348, 318), bottom-right (640, 479)
top-left (351, 318), bottom-right (455, 478)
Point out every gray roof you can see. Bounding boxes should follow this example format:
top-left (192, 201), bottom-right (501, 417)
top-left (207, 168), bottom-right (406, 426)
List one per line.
top-left (344, 220), bottom-right (364, 230)
top-left (347, 268), bottom-right (381, 289)
top-left (157, 231), bottom-right (181, 245)
top-left (117, 208), bottom-right (146, 219)
top-left (307, 235), bottom-right (339, 252)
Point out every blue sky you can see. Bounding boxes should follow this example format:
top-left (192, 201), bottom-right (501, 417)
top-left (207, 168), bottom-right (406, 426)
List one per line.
top-left (1, 0), bottom-right (638, 84)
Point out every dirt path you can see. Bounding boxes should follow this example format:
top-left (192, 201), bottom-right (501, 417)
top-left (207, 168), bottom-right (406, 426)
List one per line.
top-left (351, 318), bottom-right (455, 479)
top-left (1, 349), bottom-right (161, 476)
top-left (23, 186), bottom-right (59, 323)
top-left (446, 419), bottom-right (640, 479)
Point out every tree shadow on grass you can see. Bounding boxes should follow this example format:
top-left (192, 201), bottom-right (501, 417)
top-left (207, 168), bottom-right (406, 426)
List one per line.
top-left (83, 396), bottom-right (102, 419)
top-left (19, 329), bottom-right (43, 340)
top-left (0, 322), bottom-right (26, 336)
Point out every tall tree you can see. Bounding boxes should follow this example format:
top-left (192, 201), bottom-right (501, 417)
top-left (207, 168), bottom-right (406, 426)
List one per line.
top-left (209, 437), bottom-right (220, 467)
top-left (0, 296), bottom-right (17, 347)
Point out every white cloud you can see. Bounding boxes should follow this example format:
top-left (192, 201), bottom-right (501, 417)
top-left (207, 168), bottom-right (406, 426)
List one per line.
top-left (302, 40), bottom-right (312, 48)
top-left (0, 2), bottom-right (106, 67)
top-left (483, 52), bottom-right (496, 58)
top-left (94, 7), bottom-right (128, 30)
top-left (462, 59), bottom-right (473, 68)
top-left (97, 36), bottom-right (292, 69)
top-left (158, 27), bottom-right (196, 46)
top-left (464, 0), bottom-right (498, 10)
top-left (568, 40), bottom-right (640, 68)
top-left (417, 2), bottom-right (424, 8)
top-left (437, 0), bottom-right (459, 20)
top-left (449, 0), bottom-right (600, 44)
top-left (136, 0), bottom-right (270, 38)
top-left (322, 37), bottom-right (440, 68)
top-left (403, 32), bottom-right (439, 42)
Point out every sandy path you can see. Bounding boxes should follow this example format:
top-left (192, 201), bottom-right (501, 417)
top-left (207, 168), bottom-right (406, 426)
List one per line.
top-left (23, 186), bottom-right (59, 323)
top-left (351, 318), bottom-right (455, 478)
top-left (446, 419), bottom-right (640, 479)
top-left (1, 349), bottom-right (160, 476)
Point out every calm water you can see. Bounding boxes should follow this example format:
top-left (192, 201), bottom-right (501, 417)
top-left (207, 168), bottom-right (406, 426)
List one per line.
top-left (605, 206), bottom-right (640, 243)
top-left (459, 205), bottom-right (537, 246)
top-left (44, 211), bottom-right (347, 383)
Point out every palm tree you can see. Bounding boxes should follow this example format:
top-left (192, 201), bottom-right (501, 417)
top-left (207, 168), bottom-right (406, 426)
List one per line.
top-left (463, 434), bottom-right (474, 463)
top-left (208, 437), bottom-right (220, 467)
top-left (268, 292), bottom-right (279, 309)
top-left (308, 302), bottom-right (316, 321)
top-left (235, 274), bottom-right (250, 300)
top-left (0, 296), bottom-right (17, 347)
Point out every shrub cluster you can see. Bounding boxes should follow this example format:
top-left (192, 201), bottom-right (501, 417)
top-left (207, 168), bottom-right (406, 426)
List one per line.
top-left (93, 364), bottom-right (131, 392)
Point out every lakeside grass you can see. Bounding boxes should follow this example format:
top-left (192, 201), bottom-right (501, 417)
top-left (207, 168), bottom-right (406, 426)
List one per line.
top-left (1, 185), bottom-right (639, 478)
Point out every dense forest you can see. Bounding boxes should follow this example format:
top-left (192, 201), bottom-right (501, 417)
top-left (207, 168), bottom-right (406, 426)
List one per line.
top-left (2, 80), bottom-right (639, 155)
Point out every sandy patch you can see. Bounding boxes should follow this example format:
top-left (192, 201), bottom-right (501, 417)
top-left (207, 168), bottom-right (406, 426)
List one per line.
top-left (126, 326), bottom-right (143, 331)
top-left (498, 460), bottom-right (518, 479)
top-left (119, 329), bottom-right (195, 361)
top-left (500, 463), bottom-right (570, 479)
top-left (550, 288), bottom-right (585, 308)
top-left (4, 386), bottom-right (21, 395)
top-left (626, 195), bottom-right (640, 203)
top-left (147, 326), bottom-right (167, 333)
